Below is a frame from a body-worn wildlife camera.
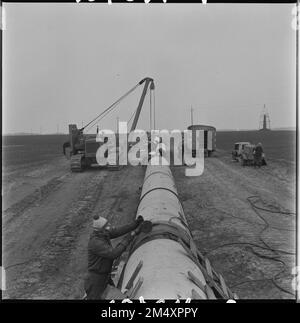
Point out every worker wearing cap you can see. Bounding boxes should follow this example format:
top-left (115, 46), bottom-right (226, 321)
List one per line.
top-left (84, 215), bottom-right (144, 300)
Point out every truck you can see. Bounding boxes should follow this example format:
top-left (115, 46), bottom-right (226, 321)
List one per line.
top-left (232, 142), bottom-right (266, 166)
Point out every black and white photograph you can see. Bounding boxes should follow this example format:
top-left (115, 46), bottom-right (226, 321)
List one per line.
top-left (1, 0), bottom-right (298, 305)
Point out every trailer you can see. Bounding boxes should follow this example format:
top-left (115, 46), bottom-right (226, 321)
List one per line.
top-left (187, 125), bottom-right (216, 157)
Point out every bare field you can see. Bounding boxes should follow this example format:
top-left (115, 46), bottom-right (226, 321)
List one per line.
top-left (217, 130), bottom-right (296, 162)
top-left (3, 135), bottom-right (69, 168)
top-left (2, 131), bottom-right (296, 299)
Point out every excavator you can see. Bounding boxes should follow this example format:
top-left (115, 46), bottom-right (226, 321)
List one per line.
top-left (63, 77), bottom-right (155, 172)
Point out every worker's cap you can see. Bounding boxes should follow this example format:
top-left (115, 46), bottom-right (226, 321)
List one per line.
top-left (93, 215), bottom-right (108, 230)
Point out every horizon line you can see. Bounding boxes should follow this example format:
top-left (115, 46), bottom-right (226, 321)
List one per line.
top-left (3, 127), bottom-right (296, 136)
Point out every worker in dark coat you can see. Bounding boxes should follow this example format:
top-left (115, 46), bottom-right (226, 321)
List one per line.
top-left (254, 142), bottom-right (263, 167)
top-left (84, 215), bottom-right (144, 300)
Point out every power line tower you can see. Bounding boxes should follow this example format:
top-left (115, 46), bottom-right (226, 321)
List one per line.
top-left (259, 104), bottom-right (271, 131)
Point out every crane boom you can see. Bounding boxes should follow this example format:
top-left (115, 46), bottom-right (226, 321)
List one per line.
top-left (63, 77), bottom-right (155, 172)
top-left (130, 77), bottom-right (155, 132)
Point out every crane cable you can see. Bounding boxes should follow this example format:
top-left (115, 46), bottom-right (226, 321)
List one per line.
top-left (85, 83), bottom-right (140, 132)
top-left (149, 85), bottom-right (156, 130)
top-left (128, 106), bottom-right (139, 126)
top-left (85, 99), bottom-right (123, 133)
top-left (83, 81), bottom-right (141, 132)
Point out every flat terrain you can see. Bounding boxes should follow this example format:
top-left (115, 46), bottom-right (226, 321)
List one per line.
top-left (2, 131), bottom-right (296, 299)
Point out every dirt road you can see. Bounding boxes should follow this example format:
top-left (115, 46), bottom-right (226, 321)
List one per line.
top-left (174, 150), bottom-right (296, 299)
top-left (2, 151), bottom-right (296, 299)
top-left (3, 158), bottom-right (144, 299)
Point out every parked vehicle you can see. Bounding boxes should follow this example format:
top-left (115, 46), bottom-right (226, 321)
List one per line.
top-left (232, 142), bottom-right (267, 166)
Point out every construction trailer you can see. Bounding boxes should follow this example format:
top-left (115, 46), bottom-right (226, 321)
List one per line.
top-left (187, 125), bottom-right (217, 157)
top-left (108, 154), bottom-right (237, 300)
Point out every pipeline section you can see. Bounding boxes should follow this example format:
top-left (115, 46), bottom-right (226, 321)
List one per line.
top-left (117, 156), bottom-right (236, 300)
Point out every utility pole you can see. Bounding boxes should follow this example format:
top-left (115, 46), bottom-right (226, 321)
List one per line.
top-left (153, 91), bottom-right (156, 130)
top-left (150, 92), bottom-right (152, 131)
top-left (191, 105), bottom-right (194, 126)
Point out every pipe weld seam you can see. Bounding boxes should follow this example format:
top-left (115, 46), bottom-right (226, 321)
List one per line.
top-left (137, 187), bottom-right (180, 212)
top-left (143, 170), bottom-right (173, 183)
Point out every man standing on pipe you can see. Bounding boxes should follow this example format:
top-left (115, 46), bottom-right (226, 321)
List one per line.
top-left (84, 215), bottom-right (144, 300)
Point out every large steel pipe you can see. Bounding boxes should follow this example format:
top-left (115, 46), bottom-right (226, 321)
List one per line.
top-left (119, 156), bottom-right (234, 300)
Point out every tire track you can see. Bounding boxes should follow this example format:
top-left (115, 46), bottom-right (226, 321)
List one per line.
top-left (3, 169), bottom-right (108, 299)
top-left (3, 175), bottom-right (67, 224)
top-left (172, 155), bottom-right (295, 299)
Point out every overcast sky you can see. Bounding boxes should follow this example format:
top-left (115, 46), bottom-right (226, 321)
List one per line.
top-left (3, 3), bottom-right (297, 134)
